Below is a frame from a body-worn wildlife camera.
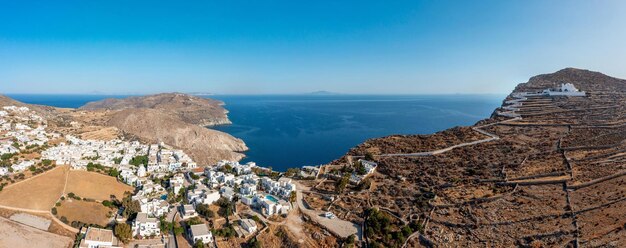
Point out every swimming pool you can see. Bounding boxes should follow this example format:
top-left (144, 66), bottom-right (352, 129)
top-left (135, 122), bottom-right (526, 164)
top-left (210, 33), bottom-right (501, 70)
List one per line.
top-left (265, 195), bottom-right (279, 203)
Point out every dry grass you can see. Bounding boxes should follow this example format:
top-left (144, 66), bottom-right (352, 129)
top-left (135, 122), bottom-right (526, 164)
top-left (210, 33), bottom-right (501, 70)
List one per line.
top-left (56, 200), bottom-right (112, 227)
top-left (0, 165), bottom-right (69, 211)
top-left (78, 126), bottom-right (120, 140)
top-left (65, 170), bottom-right (134, 201)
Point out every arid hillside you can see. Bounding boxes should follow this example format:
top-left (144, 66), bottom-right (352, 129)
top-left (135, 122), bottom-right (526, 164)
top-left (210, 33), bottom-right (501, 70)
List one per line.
top-left (107, 108), bottom-right (247, 164)
top-left (0, 93), bottom-right (247, 165)
top-left (318, 68), bottom-right (626, 247)
top-left (79, 92), bottom-right (231, 126)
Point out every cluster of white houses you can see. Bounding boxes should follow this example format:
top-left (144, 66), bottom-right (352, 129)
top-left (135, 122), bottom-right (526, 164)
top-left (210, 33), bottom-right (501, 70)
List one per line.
top-left (0, 105), bottom-right (290, 246)
top-left (42, 136), bottom-right (148, 170)
top-left (0, 106), bottom-right (59, 176)
top-left (205, 161), bottom-right (296, 216)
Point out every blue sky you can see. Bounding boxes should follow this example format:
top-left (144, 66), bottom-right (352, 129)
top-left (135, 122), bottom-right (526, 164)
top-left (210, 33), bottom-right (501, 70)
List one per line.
top-left (1, 0), bottom-right (625, 94)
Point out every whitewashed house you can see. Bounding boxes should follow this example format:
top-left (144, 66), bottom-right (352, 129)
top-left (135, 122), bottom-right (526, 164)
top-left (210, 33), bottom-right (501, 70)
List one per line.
top-left (132, 212), bottom-right (161, 238)
top-left (239, 218), bottom-right (257, 233)
top-left (189, 224), bottom-right (213, 245)
top-left (79, 227), bottom-right (121, 248)
top-left (180, 204), bottom-right (197, 220)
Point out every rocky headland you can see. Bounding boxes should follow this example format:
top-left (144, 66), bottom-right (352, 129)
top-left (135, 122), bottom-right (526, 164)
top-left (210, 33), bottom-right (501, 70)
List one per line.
top-left (1, 93), bottom-right (247, 165)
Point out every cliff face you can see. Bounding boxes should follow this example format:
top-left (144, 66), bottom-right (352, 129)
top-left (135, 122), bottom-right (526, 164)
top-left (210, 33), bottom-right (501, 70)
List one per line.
top-left (79, 93), bottom-right (247, 164)
top-left (107, 108), bottom-right (246, 165)
top-left (80, 93), bottom-right (232, 126)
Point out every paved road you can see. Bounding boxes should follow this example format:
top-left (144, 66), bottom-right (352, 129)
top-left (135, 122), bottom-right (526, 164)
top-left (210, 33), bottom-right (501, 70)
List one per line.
top-left (351, 117), bottom-right (522, 158)
top-left (166, 204), bottom-right (180, 248)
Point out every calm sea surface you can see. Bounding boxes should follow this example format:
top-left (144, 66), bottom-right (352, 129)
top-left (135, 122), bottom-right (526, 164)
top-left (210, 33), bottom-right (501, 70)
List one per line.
top-left (7, 94), bottom-right (505, 171)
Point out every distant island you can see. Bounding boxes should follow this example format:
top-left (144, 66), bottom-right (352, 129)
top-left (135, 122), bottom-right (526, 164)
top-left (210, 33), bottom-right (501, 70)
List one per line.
top-left (307, 90), bottom-right (340, 95)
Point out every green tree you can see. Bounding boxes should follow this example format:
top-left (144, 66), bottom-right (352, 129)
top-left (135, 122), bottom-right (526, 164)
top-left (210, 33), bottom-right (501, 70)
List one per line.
top-left (356, 161), bottom-right (366, 175)
top-left (248, 237), bottom-right (263, 248)
top-left (129, 155), bottom-right (148, 166)
top-left (190, 173), bottom-right (200, 180)
top-left (173, 221), bottom-right (184, 235)
top-left (365, 152), bottom-right (375, 161)
top-left (193, 240), bottom-right (205, 248)
top-left (108, 168), bottom-right (120, 177)
top-left (113, 157), bottom-right (123, 164)
top-left (159, 217), bottom-right (173, 232)
top-left (196, 204), bottom-right (215, 219)
top-left (289, 191), bottom-right (296, 203)
top-left (335, 174), bottom-right (350, 193)
top-left (114, 223), bottom-right (132, 243)
top-left (185, 217), bottom-right (203, 226)
top-left (122, 197), bottom-right (140, 220)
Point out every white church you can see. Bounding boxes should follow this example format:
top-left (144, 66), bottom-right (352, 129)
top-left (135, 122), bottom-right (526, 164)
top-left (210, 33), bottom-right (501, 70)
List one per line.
top-left (542, 83), bottom-right (586, 96)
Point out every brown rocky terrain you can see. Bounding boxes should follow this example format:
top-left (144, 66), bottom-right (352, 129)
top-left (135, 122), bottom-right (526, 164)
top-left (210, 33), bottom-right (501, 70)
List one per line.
top-left (79, 93), bottom-right (232, 126)
top-left (309, 68), bottom-right (626, 247)
top-left (1, 93), bottom-right (247, 165)
top-left (107, 108), bottom-right (246, 164)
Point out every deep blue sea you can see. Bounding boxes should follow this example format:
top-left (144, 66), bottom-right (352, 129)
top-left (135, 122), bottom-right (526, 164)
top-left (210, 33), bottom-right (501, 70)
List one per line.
top-left (7, 94), bottom-right (504, 171)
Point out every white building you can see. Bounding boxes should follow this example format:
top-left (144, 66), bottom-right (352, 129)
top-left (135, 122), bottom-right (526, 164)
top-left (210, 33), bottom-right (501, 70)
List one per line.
top-left (137, 165), bottom-right (147, 177)
top-left (261, 177), bottom-right (296, 199)
top-left (189, 224), bottom-right (213, 245)
top-left (239, 183), bottom-right (257, 196)
top-left (542, 83), bottom-right (586, 96)
top-left (187, 188), bottom-right (221, 206)
top-left (239, 219), bottom-right (257, 233)
top-left (259, 197), bottom-right (291, 216)
top-left (132, 212), bottom-right (161, 238)
top-left (220, 186), bottom-right (236, 201)
top-left (134, 196), bottom-right (169, 217)
top-left (180, 204), bottom-right (197, 220)
top-left (79, 227), bottom-right (121, 248)
top-left (11, 160), bottom-right (34, 172)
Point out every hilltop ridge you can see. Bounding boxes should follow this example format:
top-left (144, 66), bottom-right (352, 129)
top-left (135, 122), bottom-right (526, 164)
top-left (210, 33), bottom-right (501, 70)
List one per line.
top-left (80, 92), bottom-right (232, 126)
top-left (315, 68), bottom-right (626, 247)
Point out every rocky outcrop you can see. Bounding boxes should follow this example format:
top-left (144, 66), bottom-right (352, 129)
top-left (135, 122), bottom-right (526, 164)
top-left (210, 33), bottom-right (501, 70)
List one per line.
top-left (80, 93), bottom-right (232, 126)
top-left (107, 108), bottom-right (247, 165)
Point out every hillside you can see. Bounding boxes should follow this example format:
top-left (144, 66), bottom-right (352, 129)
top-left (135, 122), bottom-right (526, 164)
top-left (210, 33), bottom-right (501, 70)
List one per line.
top-left (107, 108), bottom-right (246, 164)
top-left (0, 93), bottom-right (247, 165)
top-left (80, 93), bottom-right (231, 126)
top-left (316, 68), bottom-right (626, 247)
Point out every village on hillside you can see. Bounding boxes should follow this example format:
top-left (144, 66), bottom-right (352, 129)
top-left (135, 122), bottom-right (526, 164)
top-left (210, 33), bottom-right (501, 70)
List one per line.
top-left (0, 104), bottom-right (366, 248)
top-left (3, 76), bottom-right (621, 248)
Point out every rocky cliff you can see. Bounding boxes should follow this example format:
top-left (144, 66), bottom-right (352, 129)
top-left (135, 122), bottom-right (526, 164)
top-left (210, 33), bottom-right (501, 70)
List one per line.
top-left (79, 93), bottom-right (247, 164)
top-left (107, 108), bottom-right (246, 165)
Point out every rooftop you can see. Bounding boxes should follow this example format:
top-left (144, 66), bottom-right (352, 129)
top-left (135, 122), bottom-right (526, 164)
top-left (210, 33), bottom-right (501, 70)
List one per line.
top-left (190, 224), bottom-right (210, 237)
top-left (84, 227), bottom-right (114, 242)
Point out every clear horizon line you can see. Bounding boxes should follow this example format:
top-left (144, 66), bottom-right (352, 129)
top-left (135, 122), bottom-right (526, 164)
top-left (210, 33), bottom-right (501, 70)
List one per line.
top-left (2, 92), bottom-right (510, 96)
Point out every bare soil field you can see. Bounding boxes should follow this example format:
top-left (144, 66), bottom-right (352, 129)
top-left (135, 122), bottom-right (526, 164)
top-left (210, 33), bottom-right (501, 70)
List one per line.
top-left (56, 199), bottom-right (112, 227)
top-left (78, 126), bottom-right (120, 140)
top-left (0, 165), bottom-right (69, 211)
top-left (65, 170), bottom-right (134, 201)
top-left (0, 216), bottom-right (73, 248)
